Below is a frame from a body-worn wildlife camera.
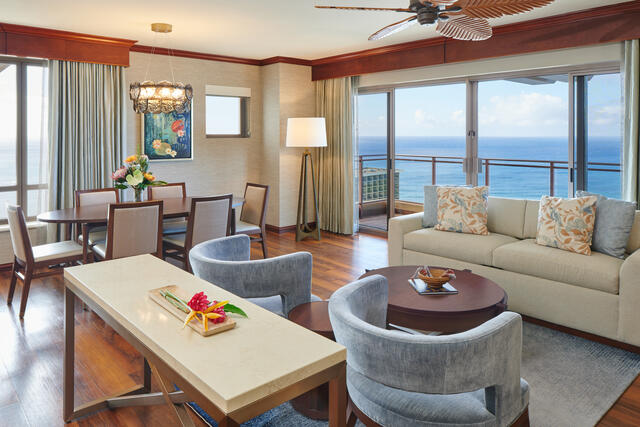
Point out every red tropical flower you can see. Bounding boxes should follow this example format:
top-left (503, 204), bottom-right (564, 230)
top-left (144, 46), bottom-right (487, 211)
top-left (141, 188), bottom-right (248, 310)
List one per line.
top-left (171, 119), bottom-right (185, 133)
top-left (187, 292), bottom-right (210, 312)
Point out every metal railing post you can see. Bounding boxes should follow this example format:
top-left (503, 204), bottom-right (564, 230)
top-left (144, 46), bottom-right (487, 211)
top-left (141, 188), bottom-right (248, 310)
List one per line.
top-left (431, 157), bottom-right (436, 185)
top-left (484, 159), bottom-right (490, 186)
top-left (549, 161), bottom-right (555, 196)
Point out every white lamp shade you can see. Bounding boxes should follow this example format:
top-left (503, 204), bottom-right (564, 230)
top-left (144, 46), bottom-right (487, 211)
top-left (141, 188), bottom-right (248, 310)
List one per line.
top-left (286, 118), bottom-right (327, 148)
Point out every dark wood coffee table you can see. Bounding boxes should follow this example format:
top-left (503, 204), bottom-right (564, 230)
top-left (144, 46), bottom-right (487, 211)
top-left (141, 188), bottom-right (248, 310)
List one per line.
top-left (288, 301), bottom-right (333, 420)
top-left (360, 266), bottom-right (507, 334)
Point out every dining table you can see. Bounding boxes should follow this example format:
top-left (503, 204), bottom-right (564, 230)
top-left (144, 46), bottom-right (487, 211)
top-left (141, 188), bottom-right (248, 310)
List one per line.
top-left (37, 196), bottom-right (245, 239)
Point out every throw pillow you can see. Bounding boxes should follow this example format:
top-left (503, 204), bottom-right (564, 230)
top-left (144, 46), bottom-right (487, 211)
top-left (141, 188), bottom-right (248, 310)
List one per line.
top-left (576, 191), bottom-right (637, 258)
top-left (536, 195), bottom-right (597, 255)
top-left (423, 186), bottom-right (438, 227)
top-left (434, 186), bottom-right (489, 235)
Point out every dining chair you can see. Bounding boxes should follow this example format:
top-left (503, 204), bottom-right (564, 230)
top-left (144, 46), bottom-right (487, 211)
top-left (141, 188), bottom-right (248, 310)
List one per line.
top-left (92, 201), bottom-right (163, 260)
top-left (189, 234), bottom-right (322, 317)
top-left (6, 205), bottom-right (85, 318)
top-left (329, 275), bottom-right (530, 427)
top-left (148, 182), bottom-right (188, 235)
top-left (163, 194), bottom-right (232, 272)
top-left (235, 183), bottom-right (269, 258)
top-left (75, 188), bottom-right (119, 250)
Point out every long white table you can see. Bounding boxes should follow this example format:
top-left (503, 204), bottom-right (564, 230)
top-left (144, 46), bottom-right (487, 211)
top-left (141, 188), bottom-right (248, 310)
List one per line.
top-left (63, 255), bottom-right (347, 426)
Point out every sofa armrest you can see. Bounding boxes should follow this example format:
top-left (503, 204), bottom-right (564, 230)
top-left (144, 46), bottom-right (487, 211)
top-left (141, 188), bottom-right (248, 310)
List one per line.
top-left (618, 249), bottom-right (640, 346)
top-left (388, 212), bottom-right (424, 266)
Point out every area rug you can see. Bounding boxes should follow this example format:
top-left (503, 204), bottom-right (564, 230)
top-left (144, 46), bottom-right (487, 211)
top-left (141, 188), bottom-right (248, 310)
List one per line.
top-left (188, 322), bottom-right (640, 427)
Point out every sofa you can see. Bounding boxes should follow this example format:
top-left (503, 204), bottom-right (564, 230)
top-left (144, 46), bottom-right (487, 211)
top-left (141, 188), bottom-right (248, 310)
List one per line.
top-left (388, 197), bottom-right (640, 347)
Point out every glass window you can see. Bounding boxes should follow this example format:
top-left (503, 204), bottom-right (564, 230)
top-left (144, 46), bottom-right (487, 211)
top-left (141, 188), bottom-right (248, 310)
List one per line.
top-left (0, 64), bottom-right (17, 188)
top-left (478, 75), bottom-right (569, 199)
top-left (205, 95), bottom-right (248, 136)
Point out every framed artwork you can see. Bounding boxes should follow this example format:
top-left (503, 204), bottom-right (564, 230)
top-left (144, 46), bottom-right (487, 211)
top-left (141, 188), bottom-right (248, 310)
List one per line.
top-left (142, 108), bottom-right (193, 161)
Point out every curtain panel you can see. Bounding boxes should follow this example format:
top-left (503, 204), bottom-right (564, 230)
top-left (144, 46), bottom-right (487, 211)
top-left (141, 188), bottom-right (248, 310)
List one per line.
top-left (623, 40), bottom-right (640, 204)
top-left (315, 76), bottom-right (358, 235)
top-left (47, 60), bottom-right (126, 240)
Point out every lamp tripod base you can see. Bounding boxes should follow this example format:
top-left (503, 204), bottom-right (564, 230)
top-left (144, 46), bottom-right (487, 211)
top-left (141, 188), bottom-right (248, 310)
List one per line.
top-left (296, 150), bottom-right (321, 242)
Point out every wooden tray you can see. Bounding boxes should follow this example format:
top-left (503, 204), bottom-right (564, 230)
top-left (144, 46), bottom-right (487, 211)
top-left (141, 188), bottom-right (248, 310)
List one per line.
top-left (149, 285), bottom-right (236, 337)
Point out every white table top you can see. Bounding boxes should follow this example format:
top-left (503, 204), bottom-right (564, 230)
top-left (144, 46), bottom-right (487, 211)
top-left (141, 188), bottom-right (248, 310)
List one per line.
top-left (63, 255), bottom-right (346, 414)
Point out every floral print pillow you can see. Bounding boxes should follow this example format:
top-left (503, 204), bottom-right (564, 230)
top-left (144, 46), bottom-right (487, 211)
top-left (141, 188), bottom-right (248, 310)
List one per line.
top-left (435, 186), bottom-right (489, 235)
top-left (536, 195), bottom-right (597, 255)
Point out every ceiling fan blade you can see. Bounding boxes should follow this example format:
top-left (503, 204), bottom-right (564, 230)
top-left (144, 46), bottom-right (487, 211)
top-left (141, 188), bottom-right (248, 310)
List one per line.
top-left (419, 0), bottom-right (459, 5)
top-left (369, 16), bottom-right (418, 41)
top-left (436, 15), bottom-right (492, 41)
top-left (455, 0), bottom-right (555, 19)
top-left (315, 6), bottom-right (413, 13)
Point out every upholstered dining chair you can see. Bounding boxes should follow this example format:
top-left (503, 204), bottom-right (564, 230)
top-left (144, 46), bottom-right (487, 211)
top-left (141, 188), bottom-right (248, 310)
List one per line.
top-left (163, 194), bottom-right (232, 272)
top-left (329, 275), bottom-right (530, 427)
top-left (6, 205), bottom-right (85, 318)
top-left (189, 234), bottom-right (321, 317)
top-left (235, 183), bottom-right (269, 258)
top-left (92, 201), bottom-right (163, 261)
top-left (148, 182), bottom-right (188, 235)
top-left (75, 188), bottom-right (119, 250)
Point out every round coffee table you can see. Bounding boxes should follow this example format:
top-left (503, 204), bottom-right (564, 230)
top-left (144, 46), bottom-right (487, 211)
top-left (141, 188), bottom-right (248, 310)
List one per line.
top-left (360, 266), bottom-right (507, 334)
top-left (288, 301), bottom-right (333, 420)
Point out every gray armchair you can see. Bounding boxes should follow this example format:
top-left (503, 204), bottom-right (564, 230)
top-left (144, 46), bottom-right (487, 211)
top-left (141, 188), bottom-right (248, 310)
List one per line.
top-left (189, 235), bottom-right (320, 316)
top-left (329, 275), bottom-right (529, 427)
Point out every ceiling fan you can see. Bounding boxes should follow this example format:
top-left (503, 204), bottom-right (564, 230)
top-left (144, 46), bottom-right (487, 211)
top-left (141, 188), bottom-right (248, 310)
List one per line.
top-left (316, 0), bottom-right (555, 42)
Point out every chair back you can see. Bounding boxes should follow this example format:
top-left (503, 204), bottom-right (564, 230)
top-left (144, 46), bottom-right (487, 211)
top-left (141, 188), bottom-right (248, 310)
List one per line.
top-left (105, 201), bottom-right (163, 260)
top-left (6, 205), bottom-right (33, 264)
top-left (75, 188), bottom-right (119, 207)
top-left (148, 183), bottom-right (186, 200)
top-left (329, 276), bottom-right (524, 424)
top-left (240, 183), bottom-right (269, 227)
top-left (186, 195), bottom-right (232, 249)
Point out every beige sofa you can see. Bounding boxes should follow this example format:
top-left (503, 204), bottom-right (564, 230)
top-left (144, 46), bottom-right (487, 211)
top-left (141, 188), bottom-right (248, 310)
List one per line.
top-left (388, 197), bottom-right (640, 347)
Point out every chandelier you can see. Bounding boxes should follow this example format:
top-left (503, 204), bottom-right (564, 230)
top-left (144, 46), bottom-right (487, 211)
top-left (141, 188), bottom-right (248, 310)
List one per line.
top-left (129, 23), bottom-right (193, 114)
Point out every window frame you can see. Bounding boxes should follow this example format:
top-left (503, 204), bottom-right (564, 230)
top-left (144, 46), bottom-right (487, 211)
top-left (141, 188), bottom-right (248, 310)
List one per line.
top-left (205, 94), bottom-right (251, 138)
top-left (356, 61), bottom-right (622, 209)
top-left (0, 56), bottom-right (48, 224)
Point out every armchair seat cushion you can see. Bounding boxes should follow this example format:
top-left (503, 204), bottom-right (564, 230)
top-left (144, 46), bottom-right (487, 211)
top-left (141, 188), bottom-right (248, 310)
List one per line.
top-left (404, 228), bottom-right (517, 266)
top-left (235, 220), bottom-right (261, 234)
top-left (348, 366), bottom-right (529, 427)
top-left (163, 233), bottom-right (186, 248)
top-left (92, 242), bottom-right (106, 259)
top-left (493, 239), bottom-right (623, 294)
top-left (78, 226), bottom-right (107, 246)
top-left (33, 241), bottom-right (83, 262)
top-left (162, 218), bottom-right (188, 235)
top-left (250, 294), bottom-right (322, 317)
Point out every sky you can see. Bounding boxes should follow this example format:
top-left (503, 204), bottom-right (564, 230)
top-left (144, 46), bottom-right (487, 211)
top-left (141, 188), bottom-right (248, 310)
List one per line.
top-left (358, 73), bottom-right (622, 138)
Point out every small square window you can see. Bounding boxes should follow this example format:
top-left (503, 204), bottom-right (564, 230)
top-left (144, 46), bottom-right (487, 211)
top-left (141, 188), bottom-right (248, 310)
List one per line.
top-left (205, 95), bottom-right (250, 137)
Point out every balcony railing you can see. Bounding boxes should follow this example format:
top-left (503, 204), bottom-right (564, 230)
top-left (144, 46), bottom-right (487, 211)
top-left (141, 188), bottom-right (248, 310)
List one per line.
top-left (357, 153), bottom-right (620, 204)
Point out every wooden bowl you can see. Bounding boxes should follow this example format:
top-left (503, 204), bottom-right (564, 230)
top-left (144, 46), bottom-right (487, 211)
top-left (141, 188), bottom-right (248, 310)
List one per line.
top-left (417, 268), bottom-right (451, 290)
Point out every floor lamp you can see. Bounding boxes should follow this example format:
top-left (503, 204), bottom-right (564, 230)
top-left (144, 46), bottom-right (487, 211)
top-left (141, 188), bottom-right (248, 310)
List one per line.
top-left (286, 118), bottom-right (327, 241)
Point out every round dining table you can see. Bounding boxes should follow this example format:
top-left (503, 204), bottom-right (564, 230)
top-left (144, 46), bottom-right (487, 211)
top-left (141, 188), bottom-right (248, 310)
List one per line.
top-left (37, 196), bottom-right (245, 238)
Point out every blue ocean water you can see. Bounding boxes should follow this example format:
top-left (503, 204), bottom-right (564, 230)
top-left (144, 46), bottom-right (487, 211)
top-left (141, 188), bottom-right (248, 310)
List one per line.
top-left (358, 136), bottom-right (622, 202)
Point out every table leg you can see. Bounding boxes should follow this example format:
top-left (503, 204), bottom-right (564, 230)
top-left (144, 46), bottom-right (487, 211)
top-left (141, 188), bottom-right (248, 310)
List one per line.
top-left (219, 417), bottom-right (241, 427)
top-left (230, 208), bottom-right (237, 235)
top-left (328, 362), bottom-right (347, 427)
top-left (150, 362), bottom-right (195, 427)
top-left (63, 287), bottom-right (75, 422)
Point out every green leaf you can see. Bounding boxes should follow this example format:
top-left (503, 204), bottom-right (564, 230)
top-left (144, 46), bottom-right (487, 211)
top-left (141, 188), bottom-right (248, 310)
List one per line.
top-left (223, 303), bottom-right (248, 318)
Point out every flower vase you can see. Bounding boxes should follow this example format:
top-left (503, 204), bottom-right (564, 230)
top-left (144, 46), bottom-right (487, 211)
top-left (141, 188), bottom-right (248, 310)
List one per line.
top-left (134, 187), bottom-right (143, 202)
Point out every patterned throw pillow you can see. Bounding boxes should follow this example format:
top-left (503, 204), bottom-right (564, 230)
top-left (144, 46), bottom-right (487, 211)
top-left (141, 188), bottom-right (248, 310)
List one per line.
top-left (536, 196), bottom-right (598, 255)
top-left (435, 186), bottom-right (489, 235)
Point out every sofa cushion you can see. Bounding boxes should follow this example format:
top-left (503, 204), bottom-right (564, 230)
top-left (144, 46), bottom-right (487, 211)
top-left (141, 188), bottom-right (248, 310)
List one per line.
top-left (523, 200), bottom-right (539, 239)
top-left (627, 210), bottom-right (640, 254)
top-left (435, 186), bottom-right (489, 235)
top-left (493, 239), bottom-right (623, 294)
top-left (404, 228), bottom-right (517, 266)
top-left (422, 186), bottom-right (438, 228)
top-left (488, 197), bottom-right (527, 239)
top-left (536, 195), bottom-right (597, 255)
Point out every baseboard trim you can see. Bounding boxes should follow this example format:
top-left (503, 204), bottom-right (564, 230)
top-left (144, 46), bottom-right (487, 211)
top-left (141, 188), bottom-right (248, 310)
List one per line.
top-left (0, 262), bottom-right (12, 272)
top-left (266, 223), bottom-right (319, 234)
top-left (522, 315), bottom-right (640, 355)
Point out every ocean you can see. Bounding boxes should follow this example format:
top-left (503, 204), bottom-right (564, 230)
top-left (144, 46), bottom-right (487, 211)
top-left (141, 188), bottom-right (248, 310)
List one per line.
top-left (358, 136), bottom-right (622, 202)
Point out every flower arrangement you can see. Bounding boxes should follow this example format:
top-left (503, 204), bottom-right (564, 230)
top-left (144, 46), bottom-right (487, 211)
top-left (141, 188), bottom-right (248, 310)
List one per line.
top-left (160, 290), bottom-right (248, 332)
top-left (112, 154), bottom-right (167, 202)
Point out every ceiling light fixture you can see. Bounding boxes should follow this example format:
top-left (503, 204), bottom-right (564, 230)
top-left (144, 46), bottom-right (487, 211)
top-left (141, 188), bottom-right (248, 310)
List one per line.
top-left (129, 23), bottom-right (193, 114)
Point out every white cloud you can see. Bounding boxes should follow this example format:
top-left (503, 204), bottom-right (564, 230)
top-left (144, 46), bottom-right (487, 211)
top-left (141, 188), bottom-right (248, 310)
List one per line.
top-left (591, 104), bottom-right (621, 126)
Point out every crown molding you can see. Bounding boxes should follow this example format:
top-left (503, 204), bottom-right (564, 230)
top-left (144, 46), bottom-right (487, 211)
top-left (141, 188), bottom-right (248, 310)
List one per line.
top-left (130, 44), bottom-right (262, 66)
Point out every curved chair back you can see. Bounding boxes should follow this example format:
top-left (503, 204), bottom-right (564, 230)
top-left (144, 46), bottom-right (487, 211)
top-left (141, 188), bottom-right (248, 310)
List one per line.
top-left (329, 275), bottom-right (524, 425)
top-left (7, 205), bottom-right (33, 264)
top-left (189, 235), bottom-right (312, 315)
top-left (105, 201), bottom-right (163, 259)
top-left (148, 182), bottom-right (186, 200)
top-left (75, 188), bottom-right (119, 207)
top-left (240, 183), bottom-right (269, 227)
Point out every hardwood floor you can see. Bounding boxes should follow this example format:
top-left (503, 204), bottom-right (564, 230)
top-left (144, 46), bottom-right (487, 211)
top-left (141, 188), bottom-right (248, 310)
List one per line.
top-left (0, 230), bottom-right (637, 426)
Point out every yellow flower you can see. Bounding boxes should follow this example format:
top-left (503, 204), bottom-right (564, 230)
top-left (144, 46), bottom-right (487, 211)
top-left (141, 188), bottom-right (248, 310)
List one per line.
top-left (144, 173), bottom-right (155, 182)
top-left (125, 155), bottom-right (138, 163)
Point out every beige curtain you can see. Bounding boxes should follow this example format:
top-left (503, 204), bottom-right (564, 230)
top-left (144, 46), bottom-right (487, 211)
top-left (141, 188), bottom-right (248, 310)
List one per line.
top-left (315, 76), bottom-right (358, 235)
top-left (623, 40), bottom-right (640, 203)
top-left (47, 60), bottom-right (126, 240)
